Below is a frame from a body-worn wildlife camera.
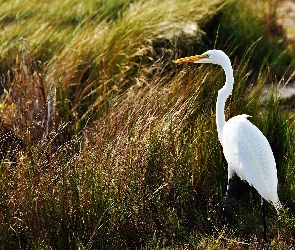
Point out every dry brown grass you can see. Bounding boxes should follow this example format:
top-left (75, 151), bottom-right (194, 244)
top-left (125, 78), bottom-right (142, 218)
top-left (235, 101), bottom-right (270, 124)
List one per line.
top-left (0, 0), bottom-right (294, 249)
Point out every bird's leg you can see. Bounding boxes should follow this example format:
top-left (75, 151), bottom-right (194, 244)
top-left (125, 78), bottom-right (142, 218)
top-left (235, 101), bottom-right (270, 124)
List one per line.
top-left (261, 197), bottom-right (267, 242)
top-left (219, 178), bottom-right (231, 228)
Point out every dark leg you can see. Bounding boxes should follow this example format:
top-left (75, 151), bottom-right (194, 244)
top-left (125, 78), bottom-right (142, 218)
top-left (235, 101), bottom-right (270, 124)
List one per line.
top-left (261, 197), bottom-right (267, 242)
top-left (219, 178), bottom-right (231, 228)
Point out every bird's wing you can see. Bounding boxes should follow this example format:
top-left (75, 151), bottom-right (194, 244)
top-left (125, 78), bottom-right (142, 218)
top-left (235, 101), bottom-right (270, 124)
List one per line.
top-left (222, 115), bottom-right (278, 203)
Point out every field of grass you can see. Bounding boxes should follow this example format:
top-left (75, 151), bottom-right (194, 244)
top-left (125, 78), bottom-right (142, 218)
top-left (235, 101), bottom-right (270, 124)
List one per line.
top-left (0, 0), bottom-right (295, 249)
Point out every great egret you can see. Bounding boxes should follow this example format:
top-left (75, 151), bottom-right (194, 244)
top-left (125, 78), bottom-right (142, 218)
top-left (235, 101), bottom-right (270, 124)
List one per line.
top-left (174, 49), bottom-right (281, 240)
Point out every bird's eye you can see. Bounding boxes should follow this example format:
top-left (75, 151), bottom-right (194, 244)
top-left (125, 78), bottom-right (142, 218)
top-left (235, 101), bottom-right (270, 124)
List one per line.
top-left (202, 54), bottom-right (210, 59)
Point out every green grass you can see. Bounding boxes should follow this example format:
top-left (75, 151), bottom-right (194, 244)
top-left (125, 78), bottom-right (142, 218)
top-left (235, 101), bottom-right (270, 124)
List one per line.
top-left (0, 0), bottom-right (294, 249)
top-left (211, 0), bottom-right (295, 76)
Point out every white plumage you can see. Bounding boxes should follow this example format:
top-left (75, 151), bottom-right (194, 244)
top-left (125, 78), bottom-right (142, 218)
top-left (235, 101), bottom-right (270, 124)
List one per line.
top-left (174, 49), bottom-right (281, 239)
top-left (223, 114), bottom-right (280, 209)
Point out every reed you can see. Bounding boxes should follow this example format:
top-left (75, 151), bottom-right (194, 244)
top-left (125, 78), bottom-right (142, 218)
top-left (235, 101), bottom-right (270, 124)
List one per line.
top-left (0, 0), bottom-right (294, 248)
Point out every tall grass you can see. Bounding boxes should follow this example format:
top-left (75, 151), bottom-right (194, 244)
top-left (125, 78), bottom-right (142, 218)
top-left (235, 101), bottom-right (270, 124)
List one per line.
top-left (0, 0), bottom-right (225, 134)
top-left (212, 0), bottom-right (294, 76)
top-left (0, 0), bottom-right (294, 249)
top-left (1, 49), bottom-right (294, 249)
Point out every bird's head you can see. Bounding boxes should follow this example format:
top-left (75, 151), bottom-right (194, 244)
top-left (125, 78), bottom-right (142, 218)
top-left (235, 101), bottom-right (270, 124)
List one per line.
top-left (173, 49), bottom-right (230, 68)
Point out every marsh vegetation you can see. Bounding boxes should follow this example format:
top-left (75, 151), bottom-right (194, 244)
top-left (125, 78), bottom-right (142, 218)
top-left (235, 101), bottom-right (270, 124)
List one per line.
top-left (0, 0), bottom-right (294, 248)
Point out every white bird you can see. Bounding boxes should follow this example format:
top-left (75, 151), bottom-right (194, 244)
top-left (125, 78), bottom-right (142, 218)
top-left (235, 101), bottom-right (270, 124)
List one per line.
top-left (174, 49), bottom-right (281, 240)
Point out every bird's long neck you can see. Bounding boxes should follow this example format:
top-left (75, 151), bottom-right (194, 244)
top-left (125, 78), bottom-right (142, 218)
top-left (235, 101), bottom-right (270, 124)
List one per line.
top-left (216, 62), bottom-right (234, 146)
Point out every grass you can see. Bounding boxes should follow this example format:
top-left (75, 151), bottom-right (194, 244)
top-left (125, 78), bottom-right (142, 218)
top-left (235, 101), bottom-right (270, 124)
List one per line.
top-left (212, 0), bottom-right (295, 76)
top-left (0, 0), bottom-right (295, 249)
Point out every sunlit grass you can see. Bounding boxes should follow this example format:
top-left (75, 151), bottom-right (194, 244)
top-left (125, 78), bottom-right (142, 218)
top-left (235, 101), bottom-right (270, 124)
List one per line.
top-left (0, 0), bottom-right (294, 249)
top-left (0, 0), bottom-right (225, 131)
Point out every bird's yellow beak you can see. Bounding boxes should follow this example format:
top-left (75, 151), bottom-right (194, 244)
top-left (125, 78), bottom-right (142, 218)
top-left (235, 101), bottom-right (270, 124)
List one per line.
top-left (173, 54), bottom-right (209, 64)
